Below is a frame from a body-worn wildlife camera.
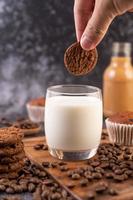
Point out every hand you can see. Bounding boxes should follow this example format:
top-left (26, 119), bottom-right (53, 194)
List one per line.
top-left (74, 0), bottom-right (133, 50)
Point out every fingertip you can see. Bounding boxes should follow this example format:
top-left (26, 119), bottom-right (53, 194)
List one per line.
top-left (80, 35), bottom-right (95, 50)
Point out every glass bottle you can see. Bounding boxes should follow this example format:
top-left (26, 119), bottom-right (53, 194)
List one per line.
top-left (103, 42), bottom-right (133, 117)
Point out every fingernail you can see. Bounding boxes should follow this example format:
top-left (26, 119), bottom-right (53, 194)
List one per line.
top-left (81, 35), bottom-right (93, 50)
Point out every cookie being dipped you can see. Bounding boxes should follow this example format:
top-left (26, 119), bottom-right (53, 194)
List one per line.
top-left (64, 42), bottom-right (98, 76)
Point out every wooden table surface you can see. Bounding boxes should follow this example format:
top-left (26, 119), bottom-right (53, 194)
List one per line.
top-left (24, 134), bottom-right (133, 200)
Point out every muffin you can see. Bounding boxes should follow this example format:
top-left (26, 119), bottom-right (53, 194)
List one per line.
top-left (105, 111), bottom-right (133, 146)
top-left (26, 97), bottom-right (45, 123)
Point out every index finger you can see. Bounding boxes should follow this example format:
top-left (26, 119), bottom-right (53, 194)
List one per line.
top-left (74, 0), bottom-right (95, 41)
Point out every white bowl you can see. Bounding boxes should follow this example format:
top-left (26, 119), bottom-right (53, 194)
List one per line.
top-left (26, 103), bottom-right (44, 123)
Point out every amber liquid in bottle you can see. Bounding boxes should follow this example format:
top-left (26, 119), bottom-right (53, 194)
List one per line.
top-left (103, 42), bottom-right (133, 117)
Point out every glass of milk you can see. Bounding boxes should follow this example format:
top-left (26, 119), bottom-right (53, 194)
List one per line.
top-left (45, 85), bottom-right (103, 160)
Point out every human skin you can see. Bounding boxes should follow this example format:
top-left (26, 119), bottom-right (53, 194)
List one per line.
top-left (74, 0), bottom-right (133, 50)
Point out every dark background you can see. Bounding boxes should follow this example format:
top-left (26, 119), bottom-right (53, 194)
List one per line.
top-left (0, 0), bottom-right (133, 117)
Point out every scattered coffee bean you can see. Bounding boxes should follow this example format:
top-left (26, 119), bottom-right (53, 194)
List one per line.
top-left (71, 173), bottom-right (80, 180)
top-left (59, 165), bottom-right (69, 172)
top-left (125, 148), bottom-right (132, 155)
top-left (51, 192), bottom-right (61, 199)
top-left (28, 183), bottom-right (36, 192)
top-left (114, 169), bottom-right (123, 175)
top-left (42, 161), bottom-right (50, 168)
top-left (123, 154), bottom-right (130, 160)
top-left (51, 162), bottom-right (58, 168)
top-left (67, 183), bottom-right (76, 189)
top-left (105, 172), bottom-right (114, 179)
top-left (67, 170), bottom-right (73, 177)
top-left (41, 190), bottom-right (50, 198)
top-left (6, 187), bottom-right (15, 194)
top-left (114, 175), bottom-right (125, 182)
top-left (87, 191), bottom-right (96, 199)
top-left (80, 179), bottom-right (88, 187)
top-left (62, 190), bottom-right (68, 198)
top-left (0, 184), bottom-right (6, 191)
top-left (124, 169), bottom-right (132, 176)
top-left (100, 162), bottom-right (109, 168)
top-left (34, 144), bottom-right (43, 150)
top-left (108, 188), bottom-right (118, 196)
top-left (34, 143), bottom-right (48, 151)
top-left (95, 182), bottom-right (108, 193)
top-left (94, 172), bottom-right (103, 179)
top-left (91, 161), bottom-right (100, 167)
top-left (58, 161), bottom-right (67, 166)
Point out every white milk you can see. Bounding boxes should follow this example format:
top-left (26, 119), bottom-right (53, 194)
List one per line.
top-left (45, 96), bottom-right (103, 151)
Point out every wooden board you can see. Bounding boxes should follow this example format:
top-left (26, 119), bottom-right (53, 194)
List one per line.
top-left (24, 135), bottom-right (133, 200)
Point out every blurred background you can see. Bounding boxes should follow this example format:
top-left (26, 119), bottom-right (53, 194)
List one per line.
top-left (0, 0), bottom-right (133, 117)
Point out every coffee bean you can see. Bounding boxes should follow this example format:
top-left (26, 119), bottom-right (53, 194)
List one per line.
top-left (123, 154), bottom-right (130, 160)
top-left (120, 163), bottom-right (128, 169)
top-left (28, 177), bottom-right (40, 184)
top-left (95, 182), bottom-right (108, 193)
top-left (114, 169), bottom-right (123, 175)
top-left (28, 183), bottom-right (36, 192)
top-left (34, 144), bottom-right (44, 150)
top-left (41, 190), bottom-right (50, 198)
top-left (80, 179), bottom-right (88, 187)
top-left (66, 183), bottom-right (76, 189)
top-left (51, 186), bottom-right (56, 192)
top-left (108, 152), bottom-right (113, 158)
top-left (91, 161), bottom-right (100, 167)
top-left (85, 166), bottom-right (94, 172)
top-left (38, 171), bottom-right (47, 177)
top-left (53, 183), bottom-right (59, 188)
top-left (58, 161), bottom-right (67, 166)
top-left (124, 170), bottom-right (132, 176)
top-left (114, 175), bottom-right (125, 182)
top-left (21, 183), bottom-right (28, 192)
top-left (42, 161), bottom-right (50, 168)
top-left (106, 172), bottom-right (114, 179)
top-left (129, 163), bottom-right (133, 170)
top-left (100, 157), bottom-right (109, 161)
top-left (42, 145), bottom-right (48, 150)
top-left (43, 179), bottom-right (54, 186)
top-left (51, 192), bottom-right (61, 199)
top-left (108, 188), bottom-right (118, 196)
top-left (125, 148), bottom-right (132, 155)
top-left (87, 191), bottom-right (96, 199)
top-left (14, 185), bottom-right (24, 193)
top-left (100, 162), bottom-right (109, 168)
top-left (6, 187), bottom-right (15, 194)
top-left (62, 189), bottom-right (68, 198)
top-left (59, 166), bottom-right (69, 172)
top-left (93, 172), bottom-right (102, 179)
top-left (71, 173), bottom-right (80, 180)
top-left (0, 184), bottom-right (6, 191)
top-left (67, 170), bottom-right (73, 177)
top-left (51, 162), bottom-right (58, 168)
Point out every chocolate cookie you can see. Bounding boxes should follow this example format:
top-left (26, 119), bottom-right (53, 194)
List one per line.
top-left (0, 160), bottom-right (24, 173)
top-left (64, 42), bottom-right (98, 76)
top-left (0, 127), bottom-right (23, 147)
top-left (0, 142), bottom-right (24, 157)
top-left (0, 150), bottom-right (25, 164)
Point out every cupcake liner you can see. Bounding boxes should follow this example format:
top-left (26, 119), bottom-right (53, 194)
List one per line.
top-left (105, 119), bottom-right (133, 146)
top-left (26, 103), bottom-right (44, 123)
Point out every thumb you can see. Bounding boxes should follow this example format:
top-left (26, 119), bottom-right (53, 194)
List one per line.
top-left (80, 0), bottom-right (116, 50)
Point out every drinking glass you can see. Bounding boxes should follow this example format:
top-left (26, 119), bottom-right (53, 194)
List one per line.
top-left (45, 85), bottom-right (103, 160)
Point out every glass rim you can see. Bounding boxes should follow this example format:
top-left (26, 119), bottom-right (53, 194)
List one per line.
top-left (47, 84), bottom-right (101, 96)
